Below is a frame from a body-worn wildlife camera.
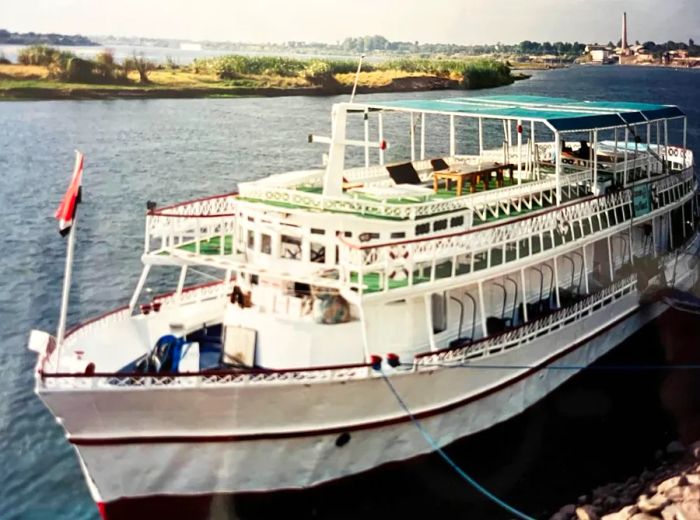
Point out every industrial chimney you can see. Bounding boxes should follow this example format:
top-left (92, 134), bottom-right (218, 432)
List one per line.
top-left (622, 12), bottom-right (628, 53)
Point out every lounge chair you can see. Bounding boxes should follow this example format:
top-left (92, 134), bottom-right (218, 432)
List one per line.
top-left (386, 162), bottom-right (422, 185)
top-left (430, 158), bottom-right (450, 172)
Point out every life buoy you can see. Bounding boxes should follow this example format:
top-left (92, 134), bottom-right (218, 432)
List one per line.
top-left (388, 245), bottom-right (410, 280)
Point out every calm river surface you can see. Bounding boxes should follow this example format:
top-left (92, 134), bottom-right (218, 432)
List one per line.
top-left (1, 66), bottom-right (699, 520)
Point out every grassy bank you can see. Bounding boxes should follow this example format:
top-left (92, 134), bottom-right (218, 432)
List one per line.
top-left (0, 47), bottom-right (525, 100)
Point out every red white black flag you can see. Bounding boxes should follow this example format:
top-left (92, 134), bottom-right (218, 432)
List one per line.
top-left (55, 151), bottom-right (84, 236)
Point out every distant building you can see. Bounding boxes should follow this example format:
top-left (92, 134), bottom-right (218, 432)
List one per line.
top-left (590, 48), bottom-right (613, 64)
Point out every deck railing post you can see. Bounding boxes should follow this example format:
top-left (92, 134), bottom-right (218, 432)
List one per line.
top-left (552, 257), bottom-right (561, 308)
top-left (477, 281), bottom-right (487, 338)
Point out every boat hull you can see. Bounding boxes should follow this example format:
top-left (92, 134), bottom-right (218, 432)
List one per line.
top-left (70, 297), bottom-right (670, 517)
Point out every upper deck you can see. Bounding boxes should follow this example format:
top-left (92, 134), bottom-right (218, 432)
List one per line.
top-left (142, 95), bottom-right (695, 297)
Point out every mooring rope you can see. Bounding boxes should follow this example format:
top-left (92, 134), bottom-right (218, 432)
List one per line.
top-left (399, 362), bottom-right (700, 371)
top-left (377, 368), bottom-right (536, 520)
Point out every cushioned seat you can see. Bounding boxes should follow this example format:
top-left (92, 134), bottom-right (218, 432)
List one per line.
top-left (386, 162), bottom-right (422, 185)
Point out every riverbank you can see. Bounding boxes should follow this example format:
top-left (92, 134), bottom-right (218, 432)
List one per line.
top-left (550, 440), bottom-right (700, 520)
top-left (0, 62), bottom-right (528, 100)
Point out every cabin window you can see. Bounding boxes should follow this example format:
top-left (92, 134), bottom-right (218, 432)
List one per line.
top-left (311, 228), bottom-right (325, 235)
top-left (531, 235), bottom-right (542, 254)
top-left (572, 221), bottom-right (582, 240)
top-left (359, 232), bottom-right (380, 242)
top-left (433, 219), bottom-right (447, 232)
top-left (310, 242), bottom-right (326, 263)
top-left (344, 231), bottom-right (353, 237)
top-left (519, 238), bottom-right (530, 257)
top-left (415, 223), bottom-right (430, 235)
top-left (281, 235), bottom-right (302, 260)
top-left (473, 250), bottom-right (488, 271)
top-left (247, 230), bottom-right (255, 249)
top-left (261, 234), bottom-right (272, 254)
top-left (450, 216), bottom-right (464, 228)
top-left (390, 232), bottom-right (406, 239)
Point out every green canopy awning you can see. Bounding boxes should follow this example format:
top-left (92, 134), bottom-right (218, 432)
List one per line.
top-left (360, 95), bottom-right (684, 132)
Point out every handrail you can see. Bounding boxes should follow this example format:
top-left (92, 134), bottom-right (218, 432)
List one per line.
top-left (414, 275), bottom-right (637, 366)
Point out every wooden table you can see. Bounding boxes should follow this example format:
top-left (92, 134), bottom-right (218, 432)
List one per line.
top-left (433, 163), bottom-right (515, 196)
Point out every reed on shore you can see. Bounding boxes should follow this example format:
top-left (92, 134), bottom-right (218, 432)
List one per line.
top-left (0, 46), bottom-right (522, 100)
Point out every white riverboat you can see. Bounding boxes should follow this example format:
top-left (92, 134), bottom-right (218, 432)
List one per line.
top-left (29, 95), bottom-right (699, 519)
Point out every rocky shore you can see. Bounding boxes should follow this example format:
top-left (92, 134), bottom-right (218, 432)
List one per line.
top-left (550, 440), bottom-right (700, 520)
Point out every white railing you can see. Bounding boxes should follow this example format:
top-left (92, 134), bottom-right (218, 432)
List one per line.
top-left (414, 275), bottom-right (638, 367)
top-left (652, 167), bottom-right (696, 208)
top-left (466, 169), bottom-right (592, 221)
top-left (40, 362), bottom-right (372, 390)
top-left (59, 282), bottom-right (232, 353)
top-left (338, 190), bottom-right (634, 294)
top-left (146, 194), bottom-right (239, 255)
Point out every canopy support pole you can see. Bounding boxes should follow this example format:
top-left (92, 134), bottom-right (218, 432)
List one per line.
top-left (592, 129), bottom-right (598, 193)
top-left (378, 112), bottom-right (385, 165)
top-left (410, 112), bottom-right (416, 161)
top-left (623, 127), bottom-right (629, 187)
top-left (420, 112), bottom-right (426, 160)
top-left (647, 123), bottom-right (652, 179)
top-left (449, 114), bottom-right (455, 157)
top-left (364, 110), bottom-right (370, 169)
top-left (613, 128), bottom-right (619, 186)
top-left (683, 117), bottom-right (687, 157)
top-left (517, 119), bottom-right (522, 185)
top-left (554, 132), bottom-right (562, 204)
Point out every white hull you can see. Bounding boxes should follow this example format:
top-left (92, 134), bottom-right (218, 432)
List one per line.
top-left (60, 292), bottom-right (681, 504)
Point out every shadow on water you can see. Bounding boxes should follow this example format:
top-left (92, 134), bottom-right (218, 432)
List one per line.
top-left (219, 315), bottom-right (691, 520)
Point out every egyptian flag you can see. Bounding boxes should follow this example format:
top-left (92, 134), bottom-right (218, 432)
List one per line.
top-left (55, 151), bottom-right (84, 236)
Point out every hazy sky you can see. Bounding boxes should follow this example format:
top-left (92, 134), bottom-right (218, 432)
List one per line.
top-left (2, 0), bottom-right (698, 45)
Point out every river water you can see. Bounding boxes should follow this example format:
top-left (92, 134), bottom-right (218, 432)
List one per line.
top-left (1, 65), bottom-right (699, 520)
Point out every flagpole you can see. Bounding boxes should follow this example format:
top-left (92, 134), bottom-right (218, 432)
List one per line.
top-left (55, 150), bottom-right (84, 371)
top-left (56, 214), bottom-right (77, 352)
top-left (56, 214), bottom-right (77, 371)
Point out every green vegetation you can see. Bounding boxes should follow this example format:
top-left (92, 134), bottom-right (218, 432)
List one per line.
top-left (14, 45), bottom-right (154, 84)
top-left (1, 45), bottom-right (521, 100)
top-left (193, 54), bottom-right (513, 88)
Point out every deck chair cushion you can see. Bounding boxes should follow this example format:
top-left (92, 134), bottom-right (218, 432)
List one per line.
top-left (430, 158), bottom-right (450, 172)
top-left (386, 162), bottom-right (422, 185)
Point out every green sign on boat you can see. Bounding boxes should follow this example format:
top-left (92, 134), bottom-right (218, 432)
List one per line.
top-left (633, 184), bottom-right (652, 217)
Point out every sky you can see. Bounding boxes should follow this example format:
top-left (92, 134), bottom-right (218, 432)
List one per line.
top-left (1, 0), bottom-right (698, 45)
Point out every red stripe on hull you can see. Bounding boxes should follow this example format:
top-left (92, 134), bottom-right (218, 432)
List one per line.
top-left (97, 495), bottom-right (214, 520)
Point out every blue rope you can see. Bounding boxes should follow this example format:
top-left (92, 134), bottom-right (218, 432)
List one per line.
top-left (378, 368), bottom-right (536, 520)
